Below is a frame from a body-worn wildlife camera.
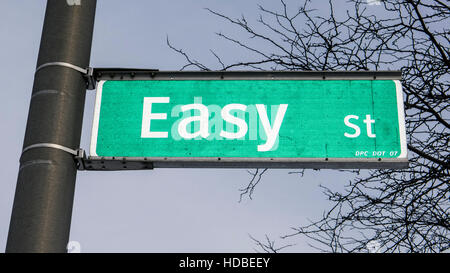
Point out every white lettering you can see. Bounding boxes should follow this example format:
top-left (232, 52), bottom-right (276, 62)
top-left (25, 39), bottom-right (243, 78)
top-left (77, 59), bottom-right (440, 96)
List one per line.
top-left (256, 104), bottom-right (288, 152)
top-left (222, 257), bottom-right (270, 268)
top-left (178, 104), bottom-right (210, 139)
top-left (363, 114), bottom-right (376, 138)
top-left (220, 104), bottom-right (248, 139)
top-left (344, 115), bottom-right (360, 138)
top-left (141, 97), bottom-right (169, 138)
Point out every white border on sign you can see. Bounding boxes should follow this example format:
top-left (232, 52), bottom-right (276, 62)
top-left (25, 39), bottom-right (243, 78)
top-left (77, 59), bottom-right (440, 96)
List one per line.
top-left (88, 79), bottom-right (408, 161)
top-left (394, 80), bottom-right (408, 159)
top-left (89, 80), bottom-right (105, 157)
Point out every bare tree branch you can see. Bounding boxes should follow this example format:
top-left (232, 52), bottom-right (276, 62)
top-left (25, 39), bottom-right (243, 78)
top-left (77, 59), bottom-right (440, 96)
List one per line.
top-left (239, 168), bottom-right (268, 202)
top-left (249, 234), bottom-right (296, 253)
top-left (169, 0), bottom-right (450, 253)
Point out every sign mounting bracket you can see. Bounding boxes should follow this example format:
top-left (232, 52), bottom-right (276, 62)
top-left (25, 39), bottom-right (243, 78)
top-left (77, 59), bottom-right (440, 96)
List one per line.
top-left (75, 149), bottom-right (154, 171)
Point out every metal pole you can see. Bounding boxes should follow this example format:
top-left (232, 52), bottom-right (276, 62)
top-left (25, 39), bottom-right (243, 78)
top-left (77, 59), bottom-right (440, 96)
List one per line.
top-left (6, 0), bottom-right (96, 253)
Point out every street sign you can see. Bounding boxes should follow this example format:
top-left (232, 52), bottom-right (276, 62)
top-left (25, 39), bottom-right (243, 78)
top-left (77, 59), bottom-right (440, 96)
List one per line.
top-left (89, 71), bottom-right (407, 169)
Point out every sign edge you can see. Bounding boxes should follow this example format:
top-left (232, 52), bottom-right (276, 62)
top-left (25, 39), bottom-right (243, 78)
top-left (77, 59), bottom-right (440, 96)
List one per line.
top-left (89, 80), bottom-right (105, 157)
top-left (394, 80), bottom-right (408, 159)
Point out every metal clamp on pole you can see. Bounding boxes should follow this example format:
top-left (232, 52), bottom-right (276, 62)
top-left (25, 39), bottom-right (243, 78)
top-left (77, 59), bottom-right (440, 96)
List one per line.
top-left (35, 62), bottom-right (97, 90)
top-left (22, 143), bottom-right (79, 155)
top-left (74, 149), bottom-right (87, 170)
top-left (21, 143), bottom-right (86, 170)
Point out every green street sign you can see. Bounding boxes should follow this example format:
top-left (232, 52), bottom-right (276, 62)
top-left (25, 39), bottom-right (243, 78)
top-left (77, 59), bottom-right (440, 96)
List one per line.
top-left (90, 71), bottom-right (407, 169)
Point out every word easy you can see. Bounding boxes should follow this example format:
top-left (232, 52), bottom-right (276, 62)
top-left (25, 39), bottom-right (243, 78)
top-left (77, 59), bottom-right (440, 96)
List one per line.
top-left (141, 97), bottom-right (288, 152)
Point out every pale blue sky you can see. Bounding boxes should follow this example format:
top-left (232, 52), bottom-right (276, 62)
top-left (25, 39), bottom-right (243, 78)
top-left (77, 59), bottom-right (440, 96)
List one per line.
top-left (0, 0), bottom-right (381, 252)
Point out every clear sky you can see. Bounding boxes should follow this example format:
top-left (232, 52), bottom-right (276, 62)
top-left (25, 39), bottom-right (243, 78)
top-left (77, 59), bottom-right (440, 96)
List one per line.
top-left (0, 0), bottom-right (383, 252)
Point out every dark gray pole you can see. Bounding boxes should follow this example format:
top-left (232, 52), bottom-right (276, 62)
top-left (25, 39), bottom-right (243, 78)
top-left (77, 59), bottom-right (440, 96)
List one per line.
top-left (6, 0), bottom-right (96, 253)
